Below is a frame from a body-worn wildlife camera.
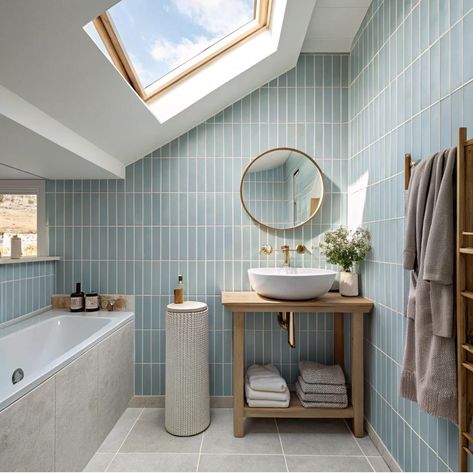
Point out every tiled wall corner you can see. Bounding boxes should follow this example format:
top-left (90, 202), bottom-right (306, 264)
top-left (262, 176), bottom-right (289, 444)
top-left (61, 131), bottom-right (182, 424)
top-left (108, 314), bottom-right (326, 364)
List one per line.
top-left (0, 261), bottom-right (56, 325)
top-left (349, 0), bottom-right (473, 471)
top-left (46, 53), bottom-right (349, 397)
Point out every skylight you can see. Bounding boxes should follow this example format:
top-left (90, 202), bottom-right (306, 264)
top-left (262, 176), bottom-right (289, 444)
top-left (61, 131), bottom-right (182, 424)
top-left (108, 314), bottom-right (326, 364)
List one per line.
top-left (86, 0), bottom-right (271, 101)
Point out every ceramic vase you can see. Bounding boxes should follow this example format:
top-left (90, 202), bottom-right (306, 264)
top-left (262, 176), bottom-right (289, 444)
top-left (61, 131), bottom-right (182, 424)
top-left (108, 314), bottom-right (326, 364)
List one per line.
top-left (339, 271), bottom-right (358, 296)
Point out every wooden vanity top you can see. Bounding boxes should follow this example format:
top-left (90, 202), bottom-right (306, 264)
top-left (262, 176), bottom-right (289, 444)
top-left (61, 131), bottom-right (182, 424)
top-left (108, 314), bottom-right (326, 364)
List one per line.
top-left (221, 291), bottom-right (374, 313)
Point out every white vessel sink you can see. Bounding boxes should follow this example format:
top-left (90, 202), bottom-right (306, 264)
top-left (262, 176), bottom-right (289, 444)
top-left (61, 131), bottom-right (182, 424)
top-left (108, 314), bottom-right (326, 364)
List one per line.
top-left (248, 267), bottom-right (337, 301)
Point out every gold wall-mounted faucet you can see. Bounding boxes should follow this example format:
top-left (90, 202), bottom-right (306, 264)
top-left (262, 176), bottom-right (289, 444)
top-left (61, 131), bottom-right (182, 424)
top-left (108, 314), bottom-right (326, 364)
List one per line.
top-left (259, 244), bottom-right (305, 267)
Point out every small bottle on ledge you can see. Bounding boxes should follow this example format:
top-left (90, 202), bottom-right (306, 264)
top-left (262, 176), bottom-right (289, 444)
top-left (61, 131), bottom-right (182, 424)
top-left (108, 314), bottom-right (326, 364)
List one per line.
top-left (70, 282), bottom-right (85, 312)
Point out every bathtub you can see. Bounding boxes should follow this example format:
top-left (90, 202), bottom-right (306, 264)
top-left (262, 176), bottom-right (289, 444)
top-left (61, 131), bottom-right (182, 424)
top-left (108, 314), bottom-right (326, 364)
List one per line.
top-left (0, 309), bottom-right (134, 471)
top-left (0, 310), bottom-right (133, 411)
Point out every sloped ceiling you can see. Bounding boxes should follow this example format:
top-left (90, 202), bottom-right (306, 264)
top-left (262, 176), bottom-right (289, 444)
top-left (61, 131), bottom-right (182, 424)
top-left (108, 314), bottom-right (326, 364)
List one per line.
top-left (302, 0), bottom-right (371, 53)
top-left (0, 0), bottom-right (317, 179)
top-left (0, 163), bottom-right (41, 180)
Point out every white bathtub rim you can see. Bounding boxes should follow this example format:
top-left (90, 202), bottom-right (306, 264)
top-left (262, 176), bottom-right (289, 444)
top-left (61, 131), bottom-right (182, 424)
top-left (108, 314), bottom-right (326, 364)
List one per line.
top-left (0, 304), bottom-right (53, 331)
top-left (0, 310), bottom-right (134, 412)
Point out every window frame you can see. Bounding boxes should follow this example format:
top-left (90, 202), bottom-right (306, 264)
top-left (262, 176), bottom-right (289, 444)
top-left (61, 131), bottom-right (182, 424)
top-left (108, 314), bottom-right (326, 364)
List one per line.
top-left (0, 180), bottom-right (47, 257)
top-left (92, 0), bottom-right (272, 102)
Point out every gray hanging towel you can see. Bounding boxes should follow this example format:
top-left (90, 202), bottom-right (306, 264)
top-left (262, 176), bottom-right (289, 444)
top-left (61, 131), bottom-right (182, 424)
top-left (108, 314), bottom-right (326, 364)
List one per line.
top-left (400, 147), bottom-right (457, 424)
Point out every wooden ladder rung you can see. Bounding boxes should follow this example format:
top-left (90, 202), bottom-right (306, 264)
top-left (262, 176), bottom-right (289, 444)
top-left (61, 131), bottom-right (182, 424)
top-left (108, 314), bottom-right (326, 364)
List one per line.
top-left (462, 291), bottom-right (473, 300)
top-left (464, 446), bottom-right (473, 457)
top-left (462, 362), bottom-right (473, 373)
top-left (463, 344), bottom-right (473, 354)
top-left (463, 431), bottom-right (473, 443)
top-left (460, 247), bottom-right (473, 254)
top-left (463, 232), bottom-right (473, 236)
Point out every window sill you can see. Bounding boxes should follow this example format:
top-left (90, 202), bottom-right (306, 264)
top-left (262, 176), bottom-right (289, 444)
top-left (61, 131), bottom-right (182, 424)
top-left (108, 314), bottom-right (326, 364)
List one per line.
top-left (0, 256), bottom-right (60, 265)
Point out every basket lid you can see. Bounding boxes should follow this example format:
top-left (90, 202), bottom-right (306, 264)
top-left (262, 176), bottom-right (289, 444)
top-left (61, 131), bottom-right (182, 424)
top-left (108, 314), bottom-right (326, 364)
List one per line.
top-left (167, 301), bottom-right (207, 313)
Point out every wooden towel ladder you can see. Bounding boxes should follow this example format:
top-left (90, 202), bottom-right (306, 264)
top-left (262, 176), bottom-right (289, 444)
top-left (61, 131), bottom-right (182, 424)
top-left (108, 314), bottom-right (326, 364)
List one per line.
top-left (457, 127), bottom-right (473, 471)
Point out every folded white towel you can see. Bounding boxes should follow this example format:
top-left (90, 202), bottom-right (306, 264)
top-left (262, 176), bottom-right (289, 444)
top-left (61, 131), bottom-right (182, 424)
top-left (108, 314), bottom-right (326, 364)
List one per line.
top-left (247, 364), bottom-right (280, 379)
top-left (245, 381), bottom-right (290, 402)
top-left (247, 398), bottom-right (290, 408)
top-left (247, 364), bottom-right (287, 393)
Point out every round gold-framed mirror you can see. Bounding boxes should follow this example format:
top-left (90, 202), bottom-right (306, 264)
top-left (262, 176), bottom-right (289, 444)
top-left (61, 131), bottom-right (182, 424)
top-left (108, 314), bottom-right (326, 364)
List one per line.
top-left (240, 147), bottom-right (325, 230)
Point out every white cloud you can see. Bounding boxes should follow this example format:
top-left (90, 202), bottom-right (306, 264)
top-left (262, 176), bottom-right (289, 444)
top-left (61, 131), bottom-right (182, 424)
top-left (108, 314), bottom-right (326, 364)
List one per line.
top-left (144, 0), bottom-right (253, 84)
top-left (172, 0), bottom-right (254, 36)
top-left (130, 53), bottom-right (160, 87)
top-left (150, 35), bottom-right (217, 71)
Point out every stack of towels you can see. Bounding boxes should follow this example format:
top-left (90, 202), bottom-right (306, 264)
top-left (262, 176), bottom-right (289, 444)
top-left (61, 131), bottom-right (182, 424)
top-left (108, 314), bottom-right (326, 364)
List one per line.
top-left (295, 361), bottom-right (348, 408)
top-left (245, 364), bottom-right (290, 408)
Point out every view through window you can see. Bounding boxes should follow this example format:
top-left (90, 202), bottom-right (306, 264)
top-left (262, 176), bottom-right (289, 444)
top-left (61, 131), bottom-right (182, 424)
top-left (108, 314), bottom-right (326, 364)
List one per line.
top-left (106, 0), bottom-right (255, 89)
top-left (84, 0), bottom-right (270, 100)
top-left (0, 194), bottom-right (37, 256)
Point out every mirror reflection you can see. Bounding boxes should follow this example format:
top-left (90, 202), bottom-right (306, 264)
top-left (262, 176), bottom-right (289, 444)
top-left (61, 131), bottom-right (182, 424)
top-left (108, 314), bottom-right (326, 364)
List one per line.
top-left (241, 148), bottom-right (324, 230)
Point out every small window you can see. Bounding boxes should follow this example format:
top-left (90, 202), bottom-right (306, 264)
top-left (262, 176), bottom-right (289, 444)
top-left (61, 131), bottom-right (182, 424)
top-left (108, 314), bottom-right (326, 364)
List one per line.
top-left (0, 181), bottom-right (47, 257)
top-left (85, 0), bottom-right (271, 101)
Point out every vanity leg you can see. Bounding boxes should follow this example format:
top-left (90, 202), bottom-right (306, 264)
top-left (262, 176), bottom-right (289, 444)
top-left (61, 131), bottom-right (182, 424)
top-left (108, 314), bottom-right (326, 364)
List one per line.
top-left (233, 312), bottom-right (245, 437)
top-left (334, 313), bottom-right (344, 369)
top-left (351, 311), bottom-right (364, 437)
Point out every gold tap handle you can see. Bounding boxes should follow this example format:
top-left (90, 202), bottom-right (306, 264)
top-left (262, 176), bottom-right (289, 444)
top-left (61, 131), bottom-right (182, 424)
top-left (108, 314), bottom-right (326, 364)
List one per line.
top-left (260, 244), bottom-right (273, 255)
top-left (279, 244), bottom-right (305, 253)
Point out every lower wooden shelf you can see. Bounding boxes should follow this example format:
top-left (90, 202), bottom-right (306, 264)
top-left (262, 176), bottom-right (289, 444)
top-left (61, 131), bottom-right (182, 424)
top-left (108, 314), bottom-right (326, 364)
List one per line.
top-left (243, 392), bottom-right (354, 419)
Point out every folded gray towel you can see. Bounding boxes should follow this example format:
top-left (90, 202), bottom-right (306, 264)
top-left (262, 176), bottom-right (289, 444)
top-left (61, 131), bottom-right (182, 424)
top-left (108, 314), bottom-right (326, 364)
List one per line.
top-left (295, 381), bottom-right (348, 404)
top-left (298, 361), bottom-right (345, 385)
top-left (297, 376), bottom-right (347, 395)
top-left (296, 382), bottom-right (348, 408)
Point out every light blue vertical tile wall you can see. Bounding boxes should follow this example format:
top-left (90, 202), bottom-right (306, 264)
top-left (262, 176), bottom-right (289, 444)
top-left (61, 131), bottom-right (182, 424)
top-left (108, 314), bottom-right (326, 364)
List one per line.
top-left (0, 261), bottom-right (56, 325)
top-left (350, 0), bottom-right (473, 471)
top-left (46, 53), bottom-right (349, 397)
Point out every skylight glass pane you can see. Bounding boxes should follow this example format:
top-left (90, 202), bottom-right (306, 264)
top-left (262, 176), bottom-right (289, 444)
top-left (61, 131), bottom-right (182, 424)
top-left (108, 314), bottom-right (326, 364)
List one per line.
top-left (108, 0), bottom-right (255, 88)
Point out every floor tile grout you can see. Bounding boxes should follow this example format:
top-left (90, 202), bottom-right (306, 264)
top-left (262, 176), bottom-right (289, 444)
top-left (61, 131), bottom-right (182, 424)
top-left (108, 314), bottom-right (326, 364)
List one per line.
top-left (196, 424), bottom-right (205, 472)
top-left (104, 408), bottom-right (144, 472)
top-left (343, 419), bottom-right (377, 472)
top-left (274, 418), bottom-right (289, 473)
top-left (108, 452), bottom-right (377, 457)
top-left (93, 409), bottom-right (387, 472)
top-left (365, 455), bottom-right (376, 472)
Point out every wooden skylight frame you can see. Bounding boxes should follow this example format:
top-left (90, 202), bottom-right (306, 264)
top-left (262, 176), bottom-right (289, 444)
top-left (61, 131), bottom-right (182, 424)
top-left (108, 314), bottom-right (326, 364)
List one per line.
top-left (92, 0), bottom-right (272, 103)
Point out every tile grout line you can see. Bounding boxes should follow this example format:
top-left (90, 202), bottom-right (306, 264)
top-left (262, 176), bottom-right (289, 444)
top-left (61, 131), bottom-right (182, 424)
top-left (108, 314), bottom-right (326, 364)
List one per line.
top-left (365, 455), bottom-right (377, 472)
top-left (343, 419), bottom-right (376, 472)
top-left (274, 418), bottom-right (289, 472)
top-left (104, 451), bottom-right (380, 457)
top-left (104, 408), bottom-right (144, 472)
top-left (365, 381), bottom-right (451, 471)
top-left (195, 423), bottom-right (205, 472)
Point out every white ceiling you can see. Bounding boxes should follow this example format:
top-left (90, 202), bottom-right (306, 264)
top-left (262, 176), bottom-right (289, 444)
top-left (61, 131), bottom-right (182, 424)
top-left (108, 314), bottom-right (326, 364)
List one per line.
top-left (0, 163), bottom-right (41, 180)
top-left (0, 0), bottom-right (317, 179)
top-left (0, 115), bottom-right (120, 179)
top-left (302, 0), bottom-right (370, 53)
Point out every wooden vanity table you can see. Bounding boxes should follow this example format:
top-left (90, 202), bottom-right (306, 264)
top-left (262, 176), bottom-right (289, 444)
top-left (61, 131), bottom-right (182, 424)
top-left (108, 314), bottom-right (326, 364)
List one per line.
top-left (222, 291), bottom-right (374, 438)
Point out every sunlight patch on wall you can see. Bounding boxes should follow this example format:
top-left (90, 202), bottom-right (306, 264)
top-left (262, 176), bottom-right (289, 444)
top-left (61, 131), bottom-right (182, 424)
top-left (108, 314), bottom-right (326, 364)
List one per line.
top-left (347, 171), bottom-right (369, 229)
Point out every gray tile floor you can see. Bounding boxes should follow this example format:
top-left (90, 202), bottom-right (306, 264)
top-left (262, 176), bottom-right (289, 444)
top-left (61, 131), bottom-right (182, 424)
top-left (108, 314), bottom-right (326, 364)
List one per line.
top-left (84, 408), bottom-right (390, 472)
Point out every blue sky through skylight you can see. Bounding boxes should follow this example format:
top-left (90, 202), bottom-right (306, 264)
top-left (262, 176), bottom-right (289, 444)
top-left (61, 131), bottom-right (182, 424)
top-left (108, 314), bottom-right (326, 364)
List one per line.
top-left (107, 0), bottom-right (255, 88)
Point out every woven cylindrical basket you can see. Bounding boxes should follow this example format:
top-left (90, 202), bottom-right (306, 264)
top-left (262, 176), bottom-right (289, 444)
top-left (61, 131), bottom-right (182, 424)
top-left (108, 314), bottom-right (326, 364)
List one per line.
top-left (165, 301), bottom-right (210, 436)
